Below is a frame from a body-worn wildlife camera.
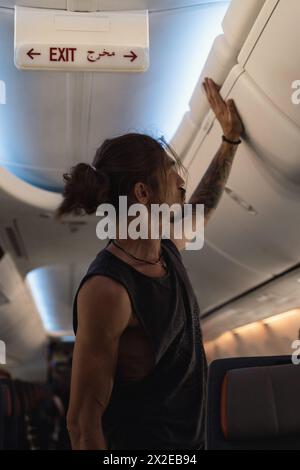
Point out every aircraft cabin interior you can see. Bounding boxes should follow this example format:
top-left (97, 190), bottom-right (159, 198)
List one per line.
top-left (0, 0), bottom-right (299, 453)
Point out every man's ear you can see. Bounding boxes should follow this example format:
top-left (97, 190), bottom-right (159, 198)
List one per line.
top-left (133, 181), bottom-right (150, 205)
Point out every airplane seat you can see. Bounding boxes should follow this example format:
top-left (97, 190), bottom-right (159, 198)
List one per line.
top-left (14, 380), bottom-right (31, 449)
top-left (0, 378), bottom-right (60, 449)
top-left (0, 379), bottom-right (19, 450)
top-left (206, 355), bottom-right (300, 450)
top-left (0, 382), bottom-right (6, 449)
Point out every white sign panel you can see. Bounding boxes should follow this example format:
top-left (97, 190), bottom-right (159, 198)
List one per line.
top-left (15, 44), bottom-right (148, 72)
top-left (14, 6), bottom-right (149, 73)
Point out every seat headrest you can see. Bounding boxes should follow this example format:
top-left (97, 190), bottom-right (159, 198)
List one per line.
top-left (221, 363), bottom-right (300, 441)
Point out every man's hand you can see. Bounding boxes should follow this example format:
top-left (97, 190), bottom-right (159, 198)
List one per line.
top-left (203, 77), bottom-right (244, 141)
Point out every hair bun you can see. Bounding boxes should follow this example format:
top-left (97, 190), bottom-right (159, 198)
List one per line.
top-left (56, 162), bottom-right (111, 217)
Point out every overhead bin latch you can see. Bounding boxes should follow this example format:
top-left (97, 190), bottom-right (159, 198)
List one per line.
top-left (14, 5), bottom-right (149, 73)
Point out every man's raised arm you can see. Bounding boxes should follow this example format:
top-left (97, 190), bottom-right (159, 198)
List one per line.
top-left (188, 78), bottom-right (244, 225)
top-left (172, 78), bottom-right (244, 252)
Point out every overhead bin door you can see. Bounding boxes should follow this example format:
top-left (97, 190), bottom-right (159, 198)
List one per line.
top-left (238, 0), bottom-right (300, 128)
top-left (184, 0), bottom-right (300, 313)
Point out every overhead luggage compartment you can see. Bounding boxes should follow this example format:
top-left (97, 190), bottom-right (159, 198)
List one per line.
top-left (238, 0), bottom-right (300, 129)
top-left (180, 0), bottom-right (300, 315)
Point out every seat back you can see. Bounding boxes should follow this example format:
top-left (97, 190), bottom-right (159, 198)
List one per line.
top-left (206, 355), bottom-right (300, 450)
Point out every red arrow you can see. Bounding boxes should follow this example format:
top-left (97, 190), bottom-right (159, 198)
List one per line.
top-left (123, 50), bottom-right (137, 62)
top-left (27, 48), bottom-right (41, 60)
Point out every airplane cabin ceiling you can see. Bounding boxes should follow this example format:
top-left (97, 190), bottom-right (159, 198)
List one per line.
top-left (0, 1), bottom-right (227, 11)
top-left (0, 0), bottom-right (299, 343)
top-left (0, 2), bottom-right (229, 191)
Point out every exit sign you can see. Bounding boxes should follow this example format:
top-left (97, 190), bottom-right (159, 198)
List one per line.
top-left (14, 6), bottom-right (149, 73)
top-left (16, 45), bottom-right (147, 71)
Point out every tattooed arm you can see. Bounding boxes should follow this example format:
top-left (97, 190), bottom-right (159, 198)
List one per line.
top-left (171, 78), bottom-right (244, 251)
top-left (189, 140), bottom-right (238, 225)
top-left (190, 78), bottom-right (244, 224)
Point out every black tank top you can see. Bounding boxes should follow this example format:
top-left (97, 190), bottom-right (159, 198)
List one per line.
top-left (73, 238), bottom-right (207, 450)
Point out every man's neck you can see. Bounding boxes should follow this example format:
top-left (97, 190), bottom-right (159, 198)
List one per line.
top-left (113, 237), bottom-right (162, 262)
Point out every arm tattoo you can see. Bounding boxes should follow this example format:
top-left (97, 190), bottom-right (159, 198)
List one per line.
top-left (188, 142), bottom-right (239, 221)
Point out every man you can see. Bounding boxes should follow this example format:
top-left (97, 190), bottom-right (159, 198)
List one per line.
top-left (63, 78), bottom-right (244, 449)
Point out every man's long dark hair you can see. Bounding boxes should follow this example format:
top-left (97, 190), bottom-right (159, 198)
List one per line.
top-left (55, 133), bottom-right (185, 218)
